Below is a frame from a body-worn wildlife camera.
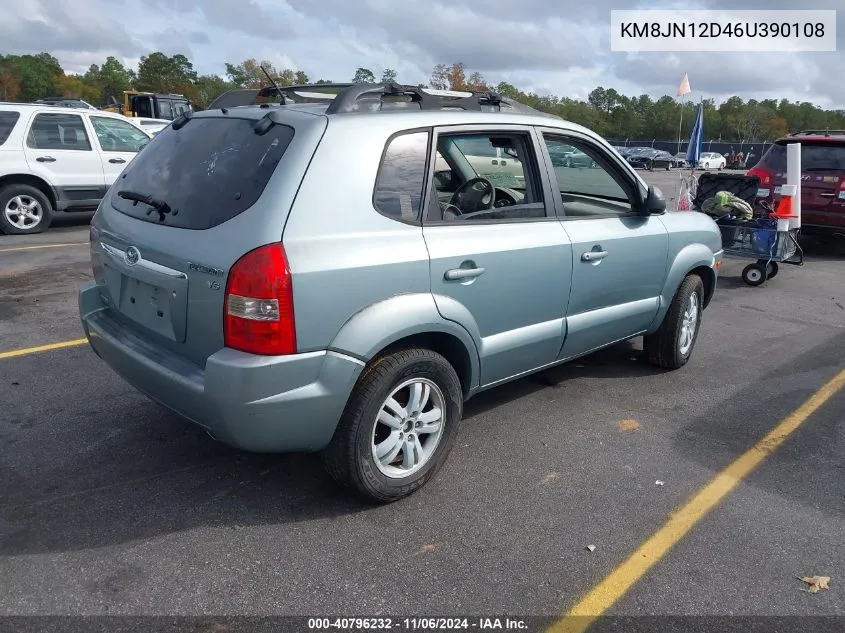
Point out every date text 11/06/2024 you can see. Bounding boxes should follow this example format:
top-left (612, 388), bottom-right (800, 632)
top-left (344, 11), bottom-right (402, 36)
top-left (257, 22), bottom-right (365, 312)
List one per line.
top-left (619, 21), bottom-right (826, 39)
top-left (308, 618), bottom-right (528, 630)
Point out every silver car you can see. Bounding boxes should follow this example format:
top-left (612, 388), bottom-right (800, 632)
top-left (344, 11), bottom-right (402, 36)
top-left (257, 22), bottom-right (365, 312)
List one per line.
top-left (78, 84), bottom-right (723, 502)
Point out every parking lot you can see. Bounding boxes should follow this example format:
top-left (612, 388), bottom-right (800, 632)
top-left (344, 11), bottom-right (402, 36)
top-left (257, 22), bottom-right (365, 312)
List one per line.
top-left (1, 173), bottom-right (844, 626)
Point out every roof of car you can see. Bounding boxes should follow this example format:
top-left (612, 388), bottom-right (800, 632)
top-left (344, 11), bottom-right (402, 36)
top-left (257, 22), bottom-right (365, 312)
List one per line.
top-left (779, 130), bottom-right (845, 143)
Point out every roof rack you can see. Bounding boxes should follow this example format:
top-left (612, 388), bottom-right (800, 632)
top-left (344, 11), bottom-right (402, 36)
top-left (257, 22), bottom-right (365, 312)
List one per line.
top-left (206, 82), bottom-right (556, 118)
top-left (791, 129), bottom-right (845, 136)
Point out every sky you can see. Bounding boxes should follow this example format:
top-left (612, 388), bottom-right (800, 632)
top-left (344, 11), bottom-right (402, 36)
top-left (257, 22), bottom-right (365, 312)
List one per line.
top-left (1, 0), bottom-right (843, 109)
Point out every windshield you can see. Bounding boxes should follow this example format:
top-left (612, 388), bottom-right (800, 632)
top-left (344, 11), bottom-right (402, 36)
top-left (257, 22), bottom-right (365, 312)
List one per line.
top-left (110, 115), bottom-right (294, 229)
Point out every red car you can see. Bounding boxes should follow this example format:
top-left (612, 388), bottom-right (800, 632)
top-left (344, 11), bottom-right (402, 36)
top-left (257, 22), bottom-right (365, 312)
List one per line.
top-left (748, 130), bottom-right (845, 238)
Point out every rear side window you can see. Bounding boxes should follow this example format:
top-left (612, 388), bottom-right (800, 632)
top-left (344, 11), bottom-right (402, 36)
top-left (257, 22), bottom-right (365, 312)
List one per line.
top-left (373, 131), bottom-right (430, 222)
top-left (26, 113), bottom-right (92, 151)
top-left (111, 116), bottom-right (294, 230)
top-left (761, 142), bottom-right (845, 171)
top-left (0, 111), bottom-right (20, 146)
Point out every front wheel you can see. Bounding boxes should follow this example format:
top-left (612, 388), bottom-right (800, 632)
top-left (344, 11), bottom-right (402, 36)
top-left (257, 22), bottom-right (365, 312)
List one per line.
top-left (644, 274), bottom-right (704, 370)
top-left (323, 347), bottom-right (463, 503)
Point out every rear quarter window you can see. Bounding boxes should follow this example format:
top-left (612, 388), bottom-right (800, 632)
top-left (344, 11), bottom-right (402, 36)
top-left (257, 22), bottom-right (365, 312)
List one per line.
top-left (110, 116), bottom-right (294, 230)
top-left (761, 142), bottom-right (845, 171)
top-left (0, 111), bottom-right (20, 146)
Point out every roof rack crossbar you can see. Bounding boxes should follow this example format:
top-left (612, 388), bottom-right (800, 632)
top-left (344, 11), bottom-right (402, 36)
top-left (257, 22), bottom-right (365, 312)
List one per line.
top-left (792, 129), bottom-right (845, 136)
top-left (323, 82), bottom-right (546, 115)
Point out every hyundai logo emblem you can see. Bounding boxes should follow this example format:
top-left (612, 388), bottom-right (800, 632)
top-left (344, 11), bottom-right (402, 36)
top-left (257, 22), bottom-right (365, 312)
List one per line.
top-left (124, 246), bottom-right (140, 266)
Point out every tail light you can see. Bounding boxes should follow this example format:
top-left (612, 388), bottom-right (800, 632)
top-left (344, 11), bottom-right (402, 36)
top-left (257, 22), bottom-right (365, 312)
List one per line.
top-left (224, 243), bottom-right (296, 356)
top-left (747, 167), bottom-right (772, 187)
top-left (89, 224), bottom-right (105, 284)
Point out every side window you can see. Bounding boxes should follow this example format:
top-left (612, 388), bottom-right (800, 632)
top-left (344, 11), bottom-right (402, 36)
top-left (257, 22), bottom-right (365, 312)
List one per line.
top-left (542, 135), bottom-right (634, 218)
top-left (157, 99), bottom-right (173, 120)
top-left (91, 116), bottom-right (149, 152)
top-left (373, 131), bottom-right (429, 221)
top-left (26, 113), bottom-right (92, 151)
top-left (0, 111), bottom-right (21, 146)
top-left (428, 131), bottom-right (545, 222)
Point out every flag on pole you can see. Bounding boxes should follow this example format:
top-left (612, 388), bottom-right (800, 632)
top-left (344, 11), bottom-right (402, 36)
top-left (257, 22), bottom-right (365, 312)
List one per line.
top-left (686, 101), bottom-right (704, 167)
top-left (677, 73), bottom-right (691, 97)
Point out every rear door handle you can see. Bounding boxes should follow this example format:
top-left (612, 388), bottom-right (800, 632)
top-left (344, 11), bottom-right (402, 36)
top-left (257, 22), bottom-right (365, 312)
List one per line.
top-left (36, 156), bottom-right (55, 162)
top-left (581, 250), bottom-right (608, 262)
top-left (491, 160), bottom-right (498, 165)
top-left (109, 158), bottom-right (126, 164)
top-left (445, 267), bottom-right (485, 280)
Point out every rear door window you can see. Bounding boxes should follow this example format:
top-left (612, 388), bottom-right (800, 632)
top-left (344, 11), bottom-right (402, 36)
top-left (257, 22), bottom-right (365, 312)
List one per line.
top-left (26, 113), bottom-right (92, 151)
top-left (110, 115), bottom-right (294, 229)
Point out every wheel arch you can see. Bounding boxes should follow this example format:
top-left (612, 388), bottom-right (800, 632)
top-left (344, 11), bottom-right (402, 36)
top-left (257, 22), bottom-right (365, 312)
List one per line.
top-left (0, 173), bottom-right (58, 210)
top-left (328, 293), bottom-right (481, 397)
top-left (648, 245), bottom-right (718, 332)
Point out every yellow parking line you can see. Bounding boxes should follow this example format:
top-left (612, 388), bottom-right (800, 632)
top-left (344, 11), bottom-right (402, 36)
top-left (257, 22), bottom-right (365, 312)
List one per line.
top-left (0, 242), bottom-right (87, 253)
top-left (548, 367), bottom-right (845, 633)
top-left (0, 338), bottom-right (88, 360)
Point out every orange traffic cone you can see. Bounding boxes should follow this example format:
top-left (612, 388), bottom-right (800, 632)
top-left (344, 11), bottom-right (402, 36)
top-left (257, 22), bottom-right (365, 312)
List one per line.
top-left (770, 193), bottom-right (797, 219)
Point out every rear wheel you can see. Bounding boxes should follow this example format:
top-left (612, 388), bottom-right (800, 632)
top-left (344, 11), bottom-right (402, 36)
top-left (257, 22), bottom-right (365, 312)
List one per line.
top-left (765, 261), bottom-right (779, 278)
top-left (742, 263), bottom-right (767, 286)
top-left (644, 274), bottom-right (704, 370)
top-left (323, 347), bottom-right (463, 503)
top-left (0, 184), bottom-right (54, 235)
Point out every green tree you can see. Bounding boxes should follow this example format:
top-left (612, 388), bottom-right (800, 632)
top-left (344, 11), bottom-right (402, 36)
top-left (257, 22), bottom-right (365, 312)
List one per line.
top-left (194, 74), bottom-right (232, 108)
top-left (84, 56), bottom-right (135, 105)
top-left (380, 68), bottom-right (397, 84)
top-left (352, 67), bottom-right (376, 83)
top-left (0, 53), bottom-right (63, 101)
top-left (136, 52), bottom-right (197, 93)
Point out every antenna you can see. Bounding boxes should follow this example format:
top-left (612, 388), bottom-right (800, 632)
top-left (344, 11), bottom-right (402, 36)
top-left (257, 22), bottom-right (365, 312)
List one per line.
top-left (260, 66), bottom-right (283, 103)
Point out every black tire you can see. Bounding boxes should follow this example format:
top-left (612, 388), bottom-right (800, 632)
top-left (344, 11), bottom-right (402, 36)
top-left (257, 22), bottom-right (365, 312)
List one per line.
top-left (765, 261), bottom-right (779, 279)
top-left (644, 274), bottom-right (704, 370)
top-left (0, 184), bottom-right (54, 235)
top-left (322, 347), bottom-right (463, 503)
top-left (742, 263), bottom-right (767, 286)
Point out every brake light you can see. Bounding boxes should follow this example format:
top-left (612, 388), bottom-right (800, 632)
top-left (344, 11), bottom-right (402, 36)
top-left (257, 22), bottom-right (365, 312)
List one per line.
top-left (223, 243), bottom-right (296, 355)
top-left (747, 167), bottom-right (772, 186)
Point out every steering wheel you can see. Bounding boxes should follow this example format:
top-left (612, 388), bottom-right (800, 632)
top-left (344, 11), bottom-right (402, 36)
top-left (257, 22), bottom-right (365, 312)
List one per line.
top-left (449, 177), bottom-right (495, 214)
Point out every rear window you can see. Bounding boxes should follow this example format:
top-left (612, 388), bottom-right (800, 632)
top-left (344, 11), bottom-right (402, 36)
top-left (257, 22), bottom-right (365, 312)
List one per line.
top-left (760, 141), bottom-right (845, 172)
top-left (0, 111), bottom-right (20, 146)
top-left (111, 116), bottom-right (294, 230)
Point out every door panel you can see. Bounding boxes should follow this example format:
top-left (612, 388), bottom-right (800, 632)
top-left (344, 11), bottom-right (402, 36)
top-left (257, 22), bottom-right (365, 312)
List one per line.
top-left (23, 112), bottom-right (105, 206)
top-left (424, 126), bottom-right (572, 387)
top-left (88, 115), bottom-right (149, 186)
top-left (559, 215), bottom-right (667, 359)
top-left (426, 222), bottom-right (572, 385)
top-left (537, 131), bottom-right (669, 360)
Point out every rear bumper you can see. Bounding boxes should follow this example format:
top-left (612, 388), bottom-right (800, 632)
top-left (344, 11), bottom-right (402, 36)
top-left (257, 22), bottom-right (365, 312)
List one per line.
top-left (78, 282), bottom-right (364, 453)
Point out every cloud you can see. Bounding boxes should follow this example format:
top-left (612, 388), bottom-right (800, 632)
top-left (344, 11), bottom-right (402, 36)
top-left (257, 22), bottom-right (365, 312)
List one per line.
top-left (1, 0), bottom-right (842, 109)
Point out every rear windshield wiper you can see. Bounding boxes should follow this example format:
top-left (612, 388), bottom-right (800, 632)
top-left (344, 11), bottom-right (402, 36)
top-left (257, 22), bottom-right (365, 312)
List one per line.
top-left (117, 190), bottom-right (177, 221)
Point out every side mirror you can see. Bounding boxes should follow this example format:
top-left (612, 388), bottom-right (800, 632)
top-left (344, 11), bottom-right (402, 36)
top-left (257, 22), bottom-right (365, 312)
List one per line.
top-left (642, 185), bottom-right (666, 214)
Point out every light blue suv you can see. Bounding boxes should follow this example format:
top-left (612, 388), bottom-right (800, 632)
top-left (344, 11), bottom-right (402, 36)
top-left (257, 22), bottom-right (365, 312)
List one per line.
top-left (78, 83), bottom-right (723, 502)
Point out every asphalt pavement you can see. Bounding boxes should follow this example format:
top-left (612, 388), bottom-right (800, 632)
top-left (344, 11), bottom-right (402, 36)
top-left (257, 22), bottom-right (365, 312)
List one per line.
top-left (0, 186), bottom-right (843, 626)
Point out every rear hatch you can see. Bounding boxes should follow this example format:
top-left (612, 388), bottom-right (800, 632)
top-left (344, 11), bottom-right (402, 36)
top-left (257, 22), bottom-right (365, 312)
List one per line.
top-left (754, 140), bottom-right (845, 228)
top-left (89, 107), bottom-right (328, 366)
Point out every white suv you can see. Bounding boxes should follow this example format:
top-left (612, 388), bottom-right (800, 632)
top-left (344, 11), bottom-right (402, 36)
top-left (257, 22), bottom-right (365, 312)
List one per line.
top-left (0, 103), bottom-right (152, 234)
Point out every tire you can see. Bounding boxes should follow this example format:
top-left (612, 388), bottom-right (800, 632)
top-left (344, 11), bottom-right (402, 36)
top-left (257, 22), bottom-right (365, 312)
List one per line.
top-left (322, 347), bottom-right (463, 503)
top-left (766, 261), bottom-right (779, 278)
top-left (644, 274), bottom-right (704, 370)
top-left (742, 263), bottom-right (767, 286)
top-left (0, 184), bottom-right (54, 235)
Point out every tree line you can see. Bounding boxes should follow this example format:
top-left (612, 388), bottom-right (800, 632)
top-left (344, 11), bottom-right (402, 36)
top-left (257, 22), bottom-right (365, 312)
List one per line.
top-left (2, 52), bottom-right (844, 142)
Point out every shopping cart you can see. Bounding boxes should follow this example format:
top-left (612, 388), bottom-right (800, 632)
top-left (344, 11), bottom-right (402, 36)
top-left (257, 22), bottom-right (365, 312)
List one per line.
top-left (716, 213), bottom-right (803, 286)
top-left (691, 172), bottom-right (804, 286)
